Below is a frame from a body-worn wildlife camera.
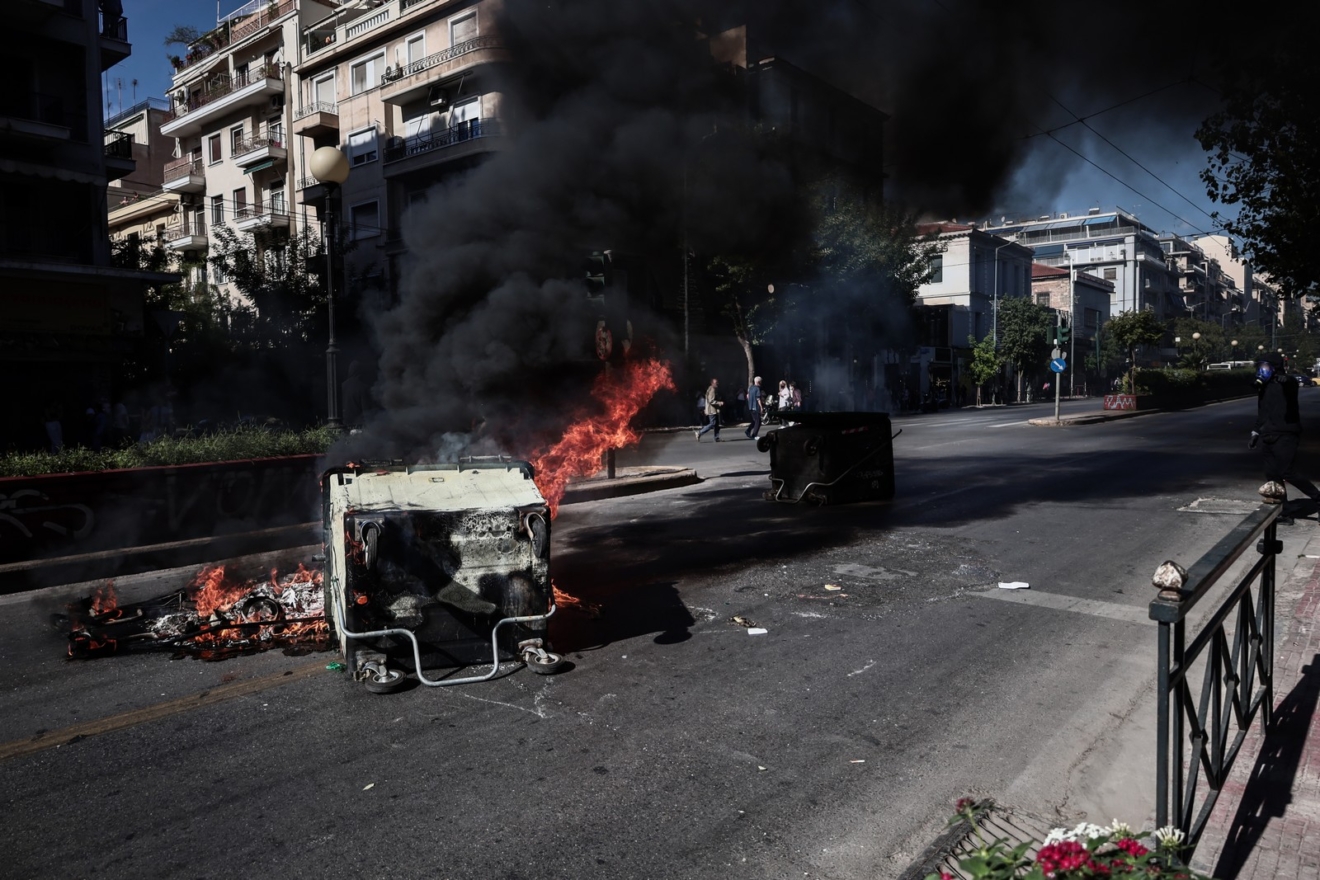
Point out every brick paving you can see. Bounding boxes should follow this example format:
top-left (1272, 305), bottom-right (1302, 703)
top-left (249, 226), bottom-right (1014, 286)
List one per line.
top-left (1192, 530), bottom-right (1320, 879)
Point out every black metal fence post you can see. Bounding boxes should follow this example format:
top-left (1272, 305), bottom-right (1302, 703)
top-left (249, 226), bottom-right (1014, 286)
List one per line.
top-left (1150, 482), bottom-right (1281, 851)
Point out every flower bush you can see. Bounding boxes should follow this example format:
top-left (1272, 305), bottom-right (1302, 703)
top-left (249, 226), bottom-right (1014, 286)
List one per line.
top-left (925, 799), bottom-right (1209, 879)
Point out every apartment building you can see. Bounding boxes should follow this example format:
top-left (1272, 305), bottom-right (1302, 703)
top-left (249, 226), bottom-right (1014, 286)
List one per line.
top-left (1030, 263), bottom-right (1113, 360)
top-left (1159, 234), bottom-right (1239, 327)
top-left (1191, 233), bottom-right (1281, 333)
top-left (912, 223), bottom-right (1034, 399)
top-left (159, 0), bottom-right (337, 291)
top-left (983, 209), bottom-right (1182, 321)
top-left (3, 0), bottom-right (177, 449)
top-left (293, 0), bottom-right (508, 292)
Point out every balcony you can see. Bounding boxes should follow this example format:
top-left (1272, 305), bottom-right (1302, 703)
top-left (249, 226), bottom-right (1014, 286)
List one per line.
top-left (161, 65), bottom-right (283, 138)
top-left (233, 206), bottom-right (290, 233)
top-left (379, 36), bottom-right (508, 105)
top-left (293, 102), bottom-right (338, 137)
top-left (0, 92), bottom-right (84, 141)
top-left (100, 13), bottom-right (130, 69)
top-left (173, 0), bottom-right (293, 76)
top-left (164, 219), bottom-right (208, 252)
top-left (232, 133), bottom-right (287, 167)
top-left (103, 130), bottom-right (135, 180)
top-left (382, 117), bottom-right (502, 175)
top-left (163, 158), bottom-right (205, 192)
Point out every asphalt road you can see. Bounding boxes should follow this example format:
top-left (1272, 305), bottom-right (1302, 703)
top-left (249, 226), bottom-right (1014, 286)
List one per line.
top-left (2, 395), bottom-right (1314, 880)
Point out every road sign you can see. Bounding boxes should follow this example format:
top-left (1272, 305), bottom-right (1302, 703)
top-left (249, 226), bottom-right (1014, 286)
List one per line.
top-left (1050, 358), bottom-right (1067, 373)
top-left (1051, 347), bottom-right (1066, 360)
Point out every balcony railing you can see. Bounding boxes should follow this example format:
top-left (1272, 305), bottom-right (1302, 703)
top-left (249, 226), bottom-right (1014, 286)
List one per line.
top-left (173, 1), bottom-right (291, 76)
top-left (346, 7), bottom-right (389, 39)
top-left (164, 157), bottom-right (204, 181)
top-left (172, 64), bottom-right (282, 117)
top-left (104, 129), bottom-right (133, 159)
top-left (165, 219), bottom-right (206, 239)
top-left (383, 117), bottom-right (500, 163)
top-left (233, 133), bottom-right (286, 158)
top-left (0, 91), bottom-right (86, 135)
top-left (295, 101), bottom-right (337, 120)
top-left (235, 206), bottom-right (288, 222)
top-left (384, 35), bottom-right (500, 82)
top-left (100, 13), bottom-right (127, 40)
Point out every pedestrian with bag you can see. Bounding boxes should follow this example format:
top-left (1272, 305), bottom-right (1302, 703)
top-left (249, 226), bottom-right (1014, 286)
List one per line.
top-left (1251, 351), bottom-right (1320, 524)
top-left (696, 378), bottom-right (723, 442)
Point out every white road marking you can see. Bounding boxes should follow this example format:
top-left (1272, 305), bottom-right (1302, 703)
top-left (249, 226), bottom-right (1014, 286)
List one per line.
top-left (970, 587), bottom-right (1153, 625)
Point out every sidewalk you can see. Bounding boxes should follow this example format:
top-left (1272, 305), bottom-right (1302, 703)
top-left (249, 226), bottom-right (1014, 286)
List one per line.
top-left (1191, 525), bottom-right (1320, 879)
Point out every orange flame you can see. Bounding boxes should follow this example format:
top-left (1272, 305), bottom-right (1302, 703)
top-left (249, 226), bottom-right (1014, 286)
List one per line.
top-left (188, 565), bottom-right (251, 620)
top-left (89, 582), bottom-right (118, 616)
top-left (530, 358), bottom-right (674, 516)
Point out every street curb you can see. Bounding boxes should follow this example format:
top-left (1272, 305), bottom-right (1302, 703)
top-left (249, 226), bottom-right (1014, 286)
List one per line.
top-left (560, 466), bottom-right (700, 505)
top-left (1027, 409), bottom-right (1162, 427)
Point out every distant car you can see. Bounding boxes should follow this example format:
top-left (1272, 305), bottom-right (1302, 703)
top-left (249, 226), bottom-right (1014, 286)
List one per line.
top-left (1290, 374), bottom-right (1316, 387)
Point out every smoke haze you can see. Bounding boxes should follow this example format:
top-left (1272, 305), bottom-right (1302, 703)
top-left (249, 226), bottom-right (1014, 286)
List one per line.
top-left (346, 0), bottom-right (1252, 456)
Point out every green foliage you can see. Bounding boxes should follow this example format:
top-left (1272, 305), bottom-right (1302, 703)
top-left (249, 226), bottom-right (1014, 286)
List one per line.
top-left (967, 334), bottom-right (1001, 397)
top-left (0, 425), bottom-right (337, 477)
top-left (1130, 366), bottom-right (1256, 402)
top-left (924, 802), bottom-right (1207, 880)
top-left (809, 181), bottom-right (941, 301)
top-left (995, 297), bottom-right (1055, 396)
top-left (1171, 317), bottom-right (1224, 369)
top-left (1197, 31), bottom-right (1320, 297)
top-left (209, 223), bottom-right (328, 349)
top-left (163, 24), bottom-right (202, 47)
top-left (1106, 309), bottom-right (1167, 391)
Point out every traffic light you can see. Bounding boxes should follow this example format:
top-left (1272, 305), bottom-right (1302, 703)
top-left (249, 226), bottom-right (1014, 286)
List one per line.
top-left (584, 251), bottom-right (610, 297)
top-left (1057, 324), bottom-right (1071, 346)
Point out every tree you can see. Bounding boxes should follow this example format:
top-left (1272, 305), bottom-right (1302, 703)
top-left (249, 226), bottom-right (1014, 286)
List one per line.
top-left (995, 296), bottom-right (1054, 401)
top-left (1106, 309), bottom-right (1166, 393)
top-left (1197, 36), bottom-right (1320, 297)
top-left (967, 334), bottom-right (1000, 406)
top-left (706, 255), bottom-right (776, 387)
top-left (1171, 317), bottom-right (1223, 370)
top-left (208, 223), bottom-right (328, 350)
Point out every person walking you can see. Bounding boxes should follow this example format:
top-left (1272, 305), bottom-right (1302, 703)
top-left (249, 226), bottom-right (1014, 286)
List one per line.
top-left (696, 378), bottom-right (723, 442)
top-left (1251, 351), bottom-right (1320, 525)
top-left (745, 376), bottom-right (764, 440)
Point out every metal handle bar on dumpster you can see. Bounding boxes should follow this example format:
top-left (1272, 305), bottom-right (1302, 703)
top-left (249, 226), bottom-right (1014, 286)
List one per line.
top-left (334, 603), bottom-right (557, 687)
top-left (768, 428), bottom-right (901, 504)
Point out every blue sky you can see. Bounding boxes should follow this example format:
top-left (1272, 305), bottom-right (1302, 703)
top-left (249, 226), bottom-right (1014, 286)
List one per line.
top-left (104, 0), bottom-right (1228, 240)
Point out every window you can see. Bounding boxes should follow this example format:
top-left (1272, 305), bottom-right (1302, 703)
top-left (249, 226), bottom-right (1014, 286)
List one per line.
top-left (212, 261), bottom-right (228, 285)
top-left (406, 33), bottom-right (425, 65)
top-left (350, 52), bottom-right (385, 95)
top-left (450, 96), bottom-right (480, 127)
top-left (450, 11), bottom-right (476, 44)
top-left (1036, 292), bottom-right (1051, 306)
top-left (1103, 267), bottom-right (1117, 281)
top-left (350, 201), bottom-right (379, 240)
top-left (269, 183), bottom-right (286, 214)
top-left (230, 125), bottom-right (244, 153)
top-left (232, 187), bottom-right (247, 216)
top-left (348, 128), bottom-right (378, 166)
top-left (211, 194), bottom-right (224, 224)
top-left (266, 116), bottom-right (283, 146)
top-left (208, 133), bottom-right (222, 163)
top-left (314, 73), bottom-right (335, 106)
top-left (928, 255), bottom-right (943, 284)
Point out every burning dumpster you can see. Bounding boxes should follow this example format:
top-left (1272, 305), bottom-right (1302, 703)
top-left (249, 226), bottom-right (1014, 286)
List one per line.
top-left (756, 412), bottom-right (897, 505)
top-left (322, 458), bottom-right (565, 693)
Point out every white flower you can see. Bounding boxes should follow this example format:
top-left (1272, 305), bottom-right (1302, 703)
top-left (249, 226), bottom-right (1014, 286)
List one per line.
top-left (1042, 828), bottom-right (1071, 845)
top-left (1073, 822), bottom-right (1108, 841)
top-left (1107, 819), bottom-right (1133, 839)
top-left (1153, 826), bottom-right (1186, 850)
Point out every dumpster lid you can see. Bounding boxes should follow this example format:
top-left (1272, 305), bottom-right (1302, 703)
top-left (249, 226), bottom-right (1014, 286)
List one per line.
top-left (779, 411), bottom-right (893, 429)
top-left (326, 461), bottom-right (545, 512)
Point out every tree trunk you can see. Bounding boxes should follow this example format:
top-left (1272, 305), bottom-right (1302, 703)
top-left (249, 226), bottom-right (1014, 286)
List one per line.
top-left (736, 331), bottom-right (755, 387)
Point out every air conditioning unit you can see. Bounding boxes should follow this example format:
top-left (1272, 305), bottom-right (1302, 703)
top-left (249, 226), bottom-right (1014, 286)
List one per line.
top-left (382, 66), bottom-right (402, 83)
top-left (1059, 212), bottom-right (1069, 219)
top-left (270, 95), bottom-right (285, 110)
top-left (428, 84), bottom-right (448, 108)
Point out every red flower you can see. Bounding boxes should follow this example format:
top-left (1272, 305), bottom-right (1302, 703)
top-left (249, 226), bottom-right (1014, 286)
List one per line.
top-left (1116, 838), bottom-right (1149, 858)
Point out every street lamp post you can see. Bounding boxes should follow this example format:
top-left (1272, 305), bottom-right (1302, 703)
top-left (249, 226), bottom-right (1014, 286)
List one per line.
top-left (1232, 339), bottom-right (1239, 363)
top-left (309, 146), bottom-right (350, 429)
top-left (1192, 331), bottom-right (1202, 371)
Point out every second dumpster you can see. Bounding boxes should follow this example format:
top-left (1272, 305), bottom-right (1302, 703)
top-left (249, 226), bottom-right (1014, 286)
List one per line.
top-left (756, 411), bottom-right (897, 505)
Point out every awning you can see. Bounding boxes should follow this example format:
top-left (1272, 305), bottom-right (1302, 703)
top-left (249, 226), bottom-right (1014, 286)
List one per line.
top-left (1083, 215), bottom-right (1115, 226)
top-left (243, 160), bottom-right (275, 175)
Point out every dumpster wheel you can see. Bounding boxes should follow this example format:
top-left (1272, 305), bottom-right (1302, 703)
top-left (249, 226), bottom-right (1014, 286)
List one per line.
top-left (362, 665), bottom-right (407, 694)
top-left (521, 643), bottom-right (568, 675)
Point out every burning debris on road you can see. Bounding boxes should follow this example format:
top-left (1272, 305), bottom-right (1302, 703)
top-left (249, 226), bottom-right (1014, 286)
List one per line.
top-left (57, 565), bottom-right (328, 661)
